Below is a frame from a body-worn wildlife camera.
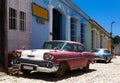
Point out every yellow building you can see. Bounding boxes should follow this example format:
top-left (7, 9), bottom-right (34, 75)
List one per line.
top-left (89, 19), bottom-right (111, 51)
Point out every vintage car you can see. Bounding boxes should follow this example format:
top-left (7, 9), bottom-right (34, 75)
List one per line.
top-left (11, 40), bottom-right (94, 77)
top-left (92, 48), bottom-right (113, 63)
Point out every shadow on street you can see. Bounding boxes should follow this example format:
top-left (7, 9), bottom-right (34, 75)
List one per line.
top-left (11, 69), bottom-right (96, 82)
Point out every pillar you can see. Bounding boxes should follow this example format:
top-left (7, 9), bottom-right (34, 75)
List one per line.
top-left (48, 5), bottom-right (53, 40)
top-left (66, 15), bottom-right (71, 40)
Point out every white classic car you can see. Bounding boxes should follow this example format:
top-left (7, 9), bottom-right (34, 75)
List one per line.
top-left (11, 40), bottom-right (94, 77)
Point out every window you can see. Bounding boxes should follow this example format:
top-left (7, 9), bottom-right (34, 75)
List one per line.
top-left (63, 43), bottom-right (72, 51)
top-left (78, 45), bottom-right (85, 52)
top-left (71, 18), bottom-right (77, 41)
top-left (91, 30), bottom-right (94, 50)
top-left (81, 23), bottom-right (86, 44)
top-left (100, 35), bottom-right (103, 48)
top-left (9, 8), bottom-right (17, 29)
top-left (43, 41), bottom-right (65, 50)
top-left (96, 32), bottom-right (99, 48)
top-left (72, 44), bottom-right (78, 52)
top-left (20, 11), bottom-right (26, 31)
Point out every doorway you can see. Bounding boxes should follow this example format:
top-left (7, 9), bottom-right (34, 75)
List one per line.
top-left (0, 0), bottom-right (6, 68)
top-left (52, 9), bottom-right (62, 40)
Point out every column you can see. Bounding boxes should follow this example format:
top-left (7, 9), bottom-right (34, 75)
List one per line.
top-left (48, 5), bottom-right (53, 40)
top-left (66, 15), bottom-right (71, 40)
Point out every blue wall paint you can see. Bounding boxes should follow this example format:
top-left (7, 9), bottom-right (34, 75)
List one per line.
top-left (31, 0), bottom-right (49, 49)
top-left (31, 16), bottom-right (49, 49)
top-left (32, 0), bottom-right (48, 9)
top-left (31, 0), bottom-right (90, 49)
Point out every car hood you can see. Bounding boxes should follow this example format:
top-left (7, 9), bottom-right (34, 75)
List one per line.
top-left (94, 52), bottom-right (103, 56)
top-left (20, 49), bottom-right (54, 61)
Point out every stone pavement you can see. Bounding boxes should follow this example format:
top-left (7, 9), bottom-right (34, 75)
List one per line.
top-left (0, 67), bottom-right (6, 77)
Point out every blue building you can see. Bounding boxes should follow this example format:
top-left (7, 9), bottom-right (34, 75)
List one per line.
top-left (0, 0), bottom-right (110, 70)
top-left (31, 0), bottom-right (91, 50)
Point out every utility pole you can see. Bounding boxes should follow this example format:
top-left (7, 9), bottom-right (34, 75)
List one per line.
top-left (110, 21), bottom-right (115, 52)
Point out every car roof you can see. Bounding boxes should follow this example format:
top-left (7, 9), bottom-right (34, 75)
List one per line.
top-left (95, 48), bottom-right (109, 50)
top-left (45, 40), bottom-right (84, 47)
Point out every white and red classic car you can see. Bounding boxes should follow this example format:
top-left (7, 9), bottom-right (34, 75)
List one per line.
top-left (11, 40), bottom-right (94, 77)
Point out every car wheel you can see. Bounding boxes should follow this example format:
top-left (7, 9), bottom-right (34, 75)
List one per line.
top-left (55, 63), bottom-right (66, 77)
top-left (108, 58), bottom-right (112, 63)
top-left (105, 57), bottom-right (109, 63)
top-left (105, 57), bottom-right (111, 63)
top-left (21, 69), bottom-right (31, 75)
top-left (94, 60), bottom-right (97, 63)
top-left (83, 62), bottom-right (90, 72)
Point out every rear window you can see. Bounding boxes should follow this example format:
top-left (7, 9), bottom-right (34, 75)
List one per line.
top-left (104, 50), bottom-right (110, 53)
top-left (93, 49), bottom-right (100, 52)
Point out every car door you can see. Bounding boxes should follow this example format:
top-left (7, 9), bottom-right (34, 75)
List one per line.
top-left (67, 44), bottom-right (87, 69)
top-left (77, 45), bottom-right (87, 67)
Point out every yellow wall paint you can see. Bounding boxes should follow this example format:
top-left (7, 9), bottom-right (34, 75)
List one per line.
top-left (107, 39), bottom-right (111, 51)
top-left (32, 3), bottom-right (48, 20)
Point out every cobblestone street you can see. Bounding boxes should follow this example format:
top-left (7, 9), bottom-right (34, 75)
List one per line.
top-left (0, 56), bottom-right (120, 83)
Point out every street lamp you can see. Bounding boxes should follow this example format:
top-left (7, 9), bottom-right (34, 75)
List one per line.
top-left (110, 21), bottom-right (115, 51)
top-left (110, 21), bottom-right (115, 37)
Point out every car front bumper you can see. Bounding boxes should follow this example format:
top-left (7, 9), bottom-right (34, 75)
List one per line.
top-left (11, 59), bottom-right (59, 73)
top-left (20, 63), bottom-right (59, 73)
top-left (94, 57), bottom-right (106, 61)
top-left (94, 56), bottom-right (112, 61)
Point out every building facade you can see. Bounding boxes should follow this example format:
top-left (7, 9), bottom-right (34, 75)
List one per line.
top-left (7, 0), bottom-right (31, 52)
top-left (31, 0), bottom-right (91, 51)
top-left (114, 44), bottom-right (120, 56)
top-left (0, 0), bottom-right (111, 69)
top-left (0, 0), bottom-right (31, 69)
top-left (89, 19), bottom-right (110, 51)
top-left (31, 0), bottom-right (110, 51)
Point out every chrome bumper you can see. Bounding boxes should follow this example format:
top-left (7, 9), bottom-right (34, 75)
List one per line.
top-left (12, 60), bottom-right (59, 73)
top-left (20, 63), bottom-right (59, 73)
top-left (94, 57), bottom-right (106, 61)
top-left (94, 56), bottom-right (112, 61)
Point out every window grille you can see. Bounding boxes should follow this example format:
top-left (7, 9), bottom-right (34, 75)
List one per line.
top-left (9, 8), bottom-right (17, 29)
top-left (20, 11), bottom-right (26, 31)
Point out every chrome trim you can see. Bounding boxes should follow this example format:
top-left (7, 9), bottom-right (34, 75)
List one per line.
top-left (12, 64), bottom-right (20, 69)
top-left (19, 62), bottom-right (59, 73)
top-left (57, 56), bottom-right (84, 61)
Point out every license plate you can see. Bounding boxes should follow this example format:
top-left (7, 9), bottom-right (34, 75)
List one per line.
top-left (23, 65), bottom-right (33, 70)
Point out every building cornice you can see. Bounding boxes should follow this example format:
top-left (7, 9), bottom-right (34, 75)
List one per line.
top-left (89, 19), bottom-right (110, 37)
top-left (60, 0), bottom-right (90, 20)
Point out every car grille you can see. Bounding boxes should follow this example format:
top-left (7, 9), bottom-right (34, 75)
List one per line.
top-left (19, 58), bottom-right (54, 68)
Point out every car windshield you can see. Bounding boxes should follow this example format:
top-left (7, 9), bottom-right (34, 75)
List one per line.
top-left (42, 41), bottom-right (85, 52)
top-left (42, 41), bottom-right (67, 50)
top-left (93, 49), bottom-right (100, 52)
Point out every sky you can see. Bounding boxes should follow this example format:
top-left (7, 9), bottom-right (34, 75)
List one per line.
top-left (71, 0), bottom-right (120, 36)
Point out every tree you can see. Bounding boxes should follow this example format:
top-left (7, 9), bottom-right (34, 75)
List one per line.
top-left (112, 35), bottom-right (120, 49)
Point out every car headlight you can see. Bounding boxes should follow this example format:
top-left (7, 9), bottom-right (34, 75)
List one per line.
top-left (13, 51), bottom-right (21, 57)
top-left (44, 53), bottom-right (54, 60)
